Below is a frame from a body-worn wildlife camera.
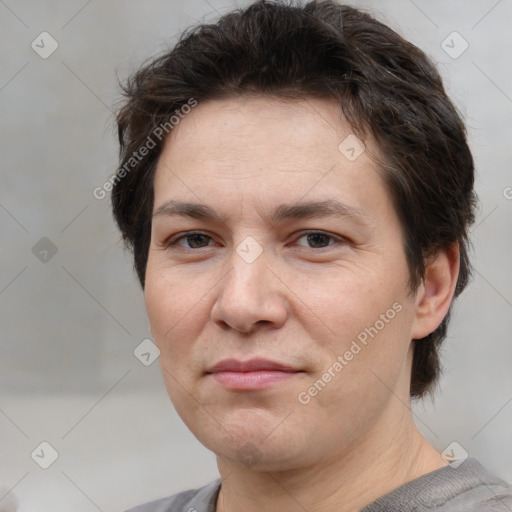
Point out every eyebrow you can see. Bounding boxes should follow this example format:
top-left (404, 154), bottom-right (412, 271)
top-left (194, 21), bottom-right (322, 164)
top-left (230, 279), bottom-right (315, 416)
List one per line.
top-left (152, 199), bottom-right (369, 226)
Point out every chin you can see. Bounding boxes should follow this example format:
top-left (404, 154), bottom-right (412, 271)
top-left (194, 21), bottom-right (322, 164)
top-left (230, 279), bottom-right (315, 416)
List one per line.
top-left (193, 419), bottom-right (313, 471)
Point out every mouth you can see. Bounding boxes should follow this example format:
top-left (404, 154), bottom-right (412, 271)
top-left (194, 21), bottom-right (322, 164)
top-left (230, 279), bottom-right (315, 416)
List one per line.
top-left (205, 358), bottom-right (304, 391)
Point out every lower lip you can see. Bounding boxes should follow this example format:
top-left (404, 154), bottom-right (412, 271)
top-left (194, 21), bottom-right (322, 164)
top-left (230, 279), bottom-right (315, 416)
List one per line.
top-left (210, 370), bottom-right (300, 390)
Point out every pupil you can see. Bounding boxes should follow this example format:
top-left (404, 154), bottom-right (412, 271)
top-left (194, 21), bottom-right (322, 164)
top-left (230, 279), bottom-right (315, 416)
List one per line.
top-left (308, 233), bottom-right (327, 248)
top-left (190, 234), bottom-right (207, 248)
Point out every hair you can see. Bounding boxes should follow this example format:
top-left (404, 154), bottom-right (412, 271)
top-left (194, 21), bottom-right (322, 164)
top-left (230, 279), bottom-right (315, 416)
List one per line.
top-left (111, 0), bottom-right (477, 399)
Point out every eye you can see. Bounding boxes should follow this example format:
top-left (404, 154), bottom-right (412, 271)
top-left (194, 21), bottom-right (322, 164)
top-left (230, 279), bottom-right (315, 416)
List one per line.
top-left (163, 230), bottom-right (345, 251)
top-left (294, 231), bottom-right (344, 249)
top-left (165, 231), bottom-right (214, 249)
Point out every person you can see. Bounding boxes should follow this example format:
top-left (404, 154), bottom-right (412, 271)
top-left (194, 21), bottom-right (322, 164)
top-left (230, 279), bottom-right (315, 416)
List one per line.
top-left (111, 1), bottom-right (512, 510)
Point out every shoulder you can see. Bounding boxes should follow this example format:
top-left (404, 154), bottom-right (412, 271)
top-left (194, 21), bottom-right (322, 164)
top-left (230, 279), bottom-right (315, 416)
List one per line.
top-left (362, 458), bottom-right (512, 512)
top-left (123, 479), bottom-right (221, 512)
top-left (436, 458), bottom-right (512, 512)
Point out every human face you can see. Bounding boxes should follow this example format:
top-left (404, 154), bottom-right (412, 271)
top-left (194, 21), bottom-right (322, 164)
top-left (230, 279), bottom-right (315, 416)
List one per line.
top-left (145, 96), bottom-right (420, 470)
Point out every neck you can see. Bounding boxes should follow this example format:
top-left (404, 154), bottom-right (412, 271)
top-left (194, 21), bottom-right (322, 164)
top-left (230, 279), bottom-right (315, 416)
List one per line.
top-left (215, 402), bottom-right (447, 512)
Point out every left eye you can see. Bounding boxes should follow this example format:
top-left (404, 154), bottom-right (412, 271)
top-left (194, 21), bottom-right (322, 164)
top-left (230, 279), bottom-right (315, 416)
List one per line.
top-left (294, 231), bottom-right (340, 249)
top-left (166, 230), bottom-right (341, 249)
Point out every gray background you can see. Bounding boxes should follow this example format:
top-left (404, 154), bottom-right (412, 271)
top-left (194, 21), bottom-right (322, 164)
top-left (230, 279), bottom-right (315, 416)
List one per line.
top-left (0, 0), bottom-right (511, 511)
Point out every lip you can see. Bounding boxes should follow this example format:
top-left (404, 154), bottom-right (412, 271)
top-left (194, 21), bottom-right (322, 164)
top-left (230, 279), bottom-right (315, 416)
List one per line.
top-left (207, 358), bottom-right (298, 373)
top-left (206, 358), bottom-right (303, 390)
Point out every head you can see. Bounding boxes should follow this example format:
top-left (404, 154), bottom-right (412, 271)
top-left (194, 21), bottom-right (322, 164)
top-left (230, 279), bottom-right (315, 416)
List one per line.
top-left (111, 0), bottom-right (476, 470)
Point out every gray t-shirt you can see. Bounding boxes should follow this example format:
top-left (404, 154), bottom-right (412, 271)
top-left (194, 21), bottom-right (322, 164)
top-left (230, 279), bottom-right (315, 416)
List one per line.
top-left (124, 458), bottom-right (512, 512)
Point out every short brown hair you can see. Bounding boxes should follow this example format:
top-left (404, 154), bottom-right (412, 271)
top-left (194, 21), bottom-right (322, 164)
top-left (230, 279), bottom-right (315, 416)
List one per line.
top-left (111, 0), bottom-right (477, 399)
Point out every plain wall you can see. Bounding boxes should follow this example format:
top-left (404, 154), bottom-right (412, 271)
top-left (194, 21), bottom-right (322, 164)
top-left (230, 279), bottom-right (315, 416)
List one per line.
top-left (0, 1), bottom-right (511, 510)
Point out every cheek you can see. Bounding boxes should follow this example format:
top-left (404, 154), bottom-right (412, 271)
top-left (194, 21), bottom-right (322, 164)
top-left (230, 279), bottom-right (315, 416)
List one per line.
top-left (144, 264), bottom-right (218, 376)
top-left (291, 264), bottom-right (392, 334)
top-left (296, 265), bottom-right (414, 385)
top-left (144, 268), bottom-right (192, 349)
top-left (144, 272), bottom-right (173, 336)
top-left (303, 301), bottom-right (414, 433)
top-left (144, 273), bottom-right (201, 412)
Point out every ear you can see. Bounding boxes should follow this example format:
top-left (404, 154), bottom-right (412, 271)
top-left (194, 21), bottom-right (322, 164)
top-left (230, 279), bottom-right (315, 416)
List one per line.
top-left (410, 243), bottom-right (460, 340)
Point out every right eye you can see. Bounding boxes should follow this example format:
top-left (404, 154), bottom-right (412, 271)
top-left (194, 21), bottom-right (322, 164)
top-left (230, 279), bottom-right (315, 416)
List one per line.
top-left (164, 231), bottom-right (215, 249)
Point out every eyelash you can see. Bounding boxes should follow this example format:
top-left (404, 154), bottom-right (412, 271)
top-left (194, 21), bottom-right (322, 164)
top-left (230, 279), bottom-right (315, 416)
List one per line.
top-left (164, 230), bottom-right (346, 250)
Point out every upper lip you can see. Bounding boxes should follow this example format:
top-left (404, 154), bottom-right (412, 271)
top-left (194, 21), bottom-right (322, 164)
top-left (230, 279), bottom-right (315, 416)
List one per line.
top-left (207, 358), bottom-right (300, 373)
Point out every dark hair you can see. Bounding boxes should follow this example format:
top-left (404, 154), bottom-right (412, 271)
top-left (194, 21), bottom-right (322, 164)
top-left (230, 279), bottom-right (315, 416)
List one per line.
top-left (111, 0), bottom-right (477, 399)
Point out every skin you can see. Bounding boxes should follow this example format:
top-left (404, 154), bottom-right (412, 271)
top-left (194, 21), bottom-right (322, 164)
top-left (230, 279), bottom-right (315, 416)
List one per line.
top-left (144, 96), bottom-right (460, 512)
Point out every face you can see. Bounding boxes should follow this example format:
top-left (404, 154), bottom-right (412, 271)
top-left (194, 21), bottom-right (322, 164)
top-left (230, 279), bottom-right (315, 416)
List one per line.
top-left (145, 95), bottom-right (421, 471)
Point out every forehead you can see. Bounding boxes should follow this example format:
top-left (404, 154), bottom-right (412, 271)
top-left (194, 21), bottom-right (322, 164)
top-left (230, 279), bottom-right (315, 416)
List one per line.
top-left (152, 95), bottom-right (389, 220)
top-left (158, 95), bottom-right (358, 168)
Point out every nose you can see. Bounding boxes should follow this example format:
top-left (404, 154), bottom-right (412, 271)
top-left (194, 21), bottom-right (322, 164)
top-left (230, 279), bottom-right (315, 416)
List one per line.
top-left (210, 247), bottom-right (288, 334)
